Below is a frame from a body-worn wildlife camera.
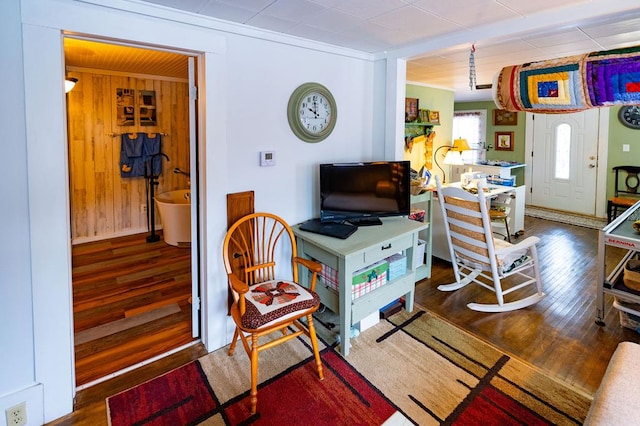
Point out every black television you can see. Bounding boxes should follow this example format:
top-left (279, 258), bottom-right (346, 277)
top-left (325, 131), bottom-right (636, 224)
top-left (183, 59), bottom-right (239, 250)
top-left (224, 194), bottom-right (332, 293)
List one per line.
top-left (319, 161), bottom-right (411, 226)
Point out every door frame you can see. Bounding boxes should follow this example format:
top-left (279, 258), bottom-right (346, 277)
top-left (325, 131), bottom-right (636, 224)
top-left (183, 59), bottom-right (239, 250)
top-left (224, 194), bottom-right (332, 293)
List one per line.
top-left (64, 35), bottom-right (204, 388)
top-left (524, 111), bottom-right (610, 219)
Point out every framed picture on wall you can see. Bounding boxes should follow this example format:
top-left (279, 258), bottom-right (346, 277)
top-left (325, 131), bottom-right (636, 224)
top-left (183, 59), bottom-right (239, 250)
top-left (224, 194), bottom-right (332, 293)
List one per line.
top-left (405, 98), bottom-right (419, 122)
top-left (428, 110), bottom-right (440, 124)
top-left (139, 90), bottom-right (157, 126)
top-left (116, 88), bottom-right (135, 126)
top-left (419, 109), bottom-right (430, 123)
top-left (493, 109), bottom-right (518, 125)
top-left (495, 131), bottom-right (514, 151)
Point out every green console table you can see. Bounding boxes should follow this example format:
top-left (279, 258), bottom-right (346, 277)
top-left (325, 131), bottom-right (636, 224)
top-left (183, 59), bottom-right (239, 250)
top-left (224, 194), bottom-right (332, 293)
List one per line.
top-left (293, 217), bottom-right (427, 356)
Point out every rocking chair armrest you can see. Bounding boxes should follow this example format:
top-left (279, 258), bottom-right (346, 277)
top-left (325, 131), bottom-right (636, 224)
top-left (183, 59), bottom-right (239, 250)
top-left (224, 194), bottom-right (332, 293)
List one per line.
top-left (494, 236), bottom-right (540, 255)
top-left (228, 273), bottom-right (249, 295)
top-left (294, 257), bottom-right (322, 274)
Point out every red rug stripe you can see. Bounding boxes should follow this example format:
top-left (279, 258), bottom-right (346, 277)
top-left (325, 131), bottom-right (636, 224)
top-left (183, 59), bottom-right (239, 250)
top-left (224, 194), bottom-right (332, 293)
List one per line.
top-left (454, 385), bottom-right (552, 426)
top-left (107, 362), bottom-right (217, 426)
top-left (223, 349), bottom-right (396, 425)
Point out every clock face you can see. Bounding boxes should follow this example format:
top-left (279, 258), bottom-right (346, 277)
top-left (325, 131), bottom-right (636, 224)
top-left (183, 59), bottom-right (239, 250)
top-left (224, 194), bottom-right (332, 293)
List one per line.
top-left (298, 92), bottom-right (332, 134)
top-left (619, 106), bottom-right (640, 129)
top-left (287, 83), bottom-right (337, 143)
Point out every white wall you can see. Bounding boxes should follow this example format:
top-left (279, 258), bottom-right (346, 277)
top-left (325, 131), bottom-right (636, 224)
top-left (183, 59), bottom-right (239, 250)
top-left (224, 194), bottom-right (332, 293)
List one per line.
top-left (0, 0), bottom-right (42, 422)
top-left (8, 0), bottom-right (380, 422)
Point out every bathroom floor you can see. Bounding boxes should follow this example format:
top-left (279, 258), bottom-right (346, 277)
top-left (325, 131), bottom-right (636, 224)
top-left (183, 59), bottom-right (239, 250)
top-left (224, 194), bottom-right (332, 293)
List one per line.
top-left (72, 231), bottom-right (196, 387)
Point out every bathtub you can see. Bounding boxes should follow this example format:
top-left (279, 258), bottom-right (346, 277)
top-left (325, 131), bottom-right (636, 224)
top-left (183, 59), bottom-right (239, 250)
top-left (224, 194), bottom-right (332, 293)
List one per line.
top-left (154, 189), bottom-right (191, 247)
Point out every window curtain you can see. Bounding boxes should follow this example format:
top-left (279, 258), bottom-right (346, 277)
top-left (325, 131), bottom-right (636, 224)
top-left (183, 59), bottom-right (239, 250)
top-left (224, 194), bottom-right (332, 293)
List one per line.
top-left (453, 111), bottom-right (486, 164)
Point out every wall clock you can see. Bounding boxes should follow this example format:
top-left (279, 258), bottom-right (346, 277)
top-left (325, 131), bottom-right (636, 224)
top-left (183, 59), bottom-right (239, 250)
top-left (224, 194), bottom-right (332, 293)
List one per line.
top-left (619, 106), bottom-right (640, 129)
top-left (287, 82), bottom-right (337, 143)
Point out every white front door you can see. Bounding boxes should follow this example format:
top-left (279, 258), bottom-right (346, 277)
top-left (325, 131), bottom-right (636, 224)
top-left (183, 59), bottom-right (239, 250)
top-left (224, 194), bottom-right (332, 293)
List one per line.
top-left (529, 110), bottom-right (600, 215)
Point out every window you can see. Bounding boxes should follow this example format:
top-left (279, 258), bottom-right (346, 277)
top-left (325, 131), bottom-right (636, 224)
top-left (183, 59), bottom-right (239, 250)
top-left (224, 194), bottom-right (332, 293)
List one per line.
top-left (453, 110), bottom-right (486, 164)
top-left (554, 123), bottom-right (571, 179)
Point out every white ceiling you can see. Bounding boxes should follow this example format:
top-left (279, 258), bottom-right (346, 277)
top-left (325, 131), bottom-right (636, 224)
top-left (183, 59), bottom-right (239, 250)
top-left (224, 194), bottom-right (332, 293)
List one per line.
top-left (74, 0), bottom-right (640, 102)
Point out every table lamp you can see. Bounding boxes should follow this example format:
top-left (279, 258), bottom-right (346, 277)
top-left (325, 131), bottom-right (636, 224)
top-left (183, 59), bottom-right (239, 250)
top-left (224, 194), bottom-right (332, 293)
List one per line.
top-left (434, 138), bottom-right (470, 183)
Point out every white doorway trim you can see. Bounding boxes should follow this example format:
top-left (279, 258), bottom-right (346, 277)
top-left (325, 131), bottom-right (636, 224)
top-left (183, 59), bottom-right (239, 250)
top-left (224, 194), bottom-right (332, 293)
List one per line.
top-left (23, 19), bottom-right (227, 423)
top-left (524, 111), bottom-right (609, 219)
top-left (64, 34), bottom-right (204, 379)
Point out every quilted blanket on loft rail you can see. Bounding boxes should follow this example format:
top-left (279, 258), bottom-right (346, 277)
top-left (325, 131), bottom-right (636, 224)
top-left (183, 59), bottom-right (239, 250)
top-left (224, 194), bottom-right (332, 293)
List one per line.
top-left (493, 45), bottom-right (640, 113)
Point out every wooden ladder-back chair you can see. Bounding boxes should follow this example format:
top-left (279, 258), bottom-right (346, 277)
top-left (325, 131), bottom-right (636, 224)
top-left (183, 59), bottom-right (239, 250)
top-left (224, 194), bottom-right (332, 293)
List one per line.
top-left (222, 212), bottom-right (324, 414)
top-left (607, 166), bottom-right (640, 223)
top-left (435, 177), bottom-right (545, 312)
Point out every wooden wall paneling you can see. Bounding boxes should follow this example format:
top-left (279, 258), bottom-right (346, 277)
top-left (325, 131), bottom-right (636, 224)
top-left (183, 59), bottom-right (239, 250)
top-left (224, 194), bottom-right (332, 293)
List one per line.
top-left (102, 74), bottom-right (116, 235)
top-left (68, 71), bottom-right (87, 239)
top-left (111, 75), bottom-right (134, 234)
top-left (68, 71), bottom-right (190, 243)
top-left (96, 74), bottom-right (113, 236)
top-left (176, 82), bottom-right (190, 190)
top-left (132, 77), bottom-right (151, 232)
top-left (86, 73), bottom-right (101, 237)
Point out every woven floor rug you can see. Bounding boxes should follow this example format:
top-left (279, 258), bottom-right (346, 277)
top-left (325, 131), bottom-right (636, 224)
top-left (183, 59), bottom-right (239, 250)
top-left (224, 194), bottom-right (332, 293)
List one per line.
top-left (525, 206), bottom-right (607, 230)
top-left (107, 309), bottom-right (592, 425)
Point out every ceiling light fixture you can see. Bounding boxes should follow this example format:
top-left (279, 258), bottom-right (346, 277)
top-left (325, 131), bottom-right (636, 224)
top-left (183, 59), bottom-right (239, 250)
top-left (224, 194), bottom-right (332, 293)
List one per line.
top-left (65, 77), bottom-right (78, 93)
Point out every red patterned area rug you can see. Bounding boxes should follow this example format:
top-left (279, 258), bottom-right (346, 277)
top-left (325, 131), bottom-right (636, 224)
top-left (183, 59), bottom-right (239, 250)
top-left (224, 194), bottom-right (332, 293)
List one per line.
top-left (107, 309), bottom-right (592, 425)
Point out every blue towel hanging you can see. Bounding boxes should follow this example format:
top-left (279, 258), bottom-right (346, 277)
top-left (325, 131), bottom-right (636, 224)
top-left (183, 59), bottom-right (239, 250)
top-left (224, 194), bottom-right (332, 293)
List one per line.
top-left (144, 133), bottom-right (163, 176)
top-left (120, 133), bottom-right (146, 177)
top-left (119, 133), bottom-right (163, 178)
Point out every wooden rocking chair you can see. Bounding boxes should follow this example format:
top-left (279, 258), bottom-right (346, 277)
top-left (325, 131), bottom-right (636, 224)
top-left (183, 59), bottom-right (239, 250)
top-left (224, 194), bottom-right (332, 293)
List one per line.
top-left (435, 177), bottom-right (545, 312)
top-left (222, 212), bottom-right (324, 414)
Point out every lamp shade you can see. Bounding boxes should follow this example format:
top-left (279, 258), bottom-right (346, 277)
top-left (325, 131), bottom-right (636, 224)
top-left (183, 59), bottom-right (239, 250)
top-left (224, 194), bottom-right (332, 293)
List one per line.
top-left (65, 77), bottom-right (78, 93)
top-left (452, 138), bottom-right (470, 151)
top-left (442, 150), bottom-right (464, 165)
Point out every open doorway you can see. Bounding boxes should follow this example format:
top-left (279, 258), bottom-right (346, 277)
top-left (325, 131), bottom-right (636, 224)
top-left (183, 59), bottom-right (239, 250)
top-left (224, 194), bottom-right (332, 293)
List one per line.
top-left (64, 37), bottom-right (200, 388)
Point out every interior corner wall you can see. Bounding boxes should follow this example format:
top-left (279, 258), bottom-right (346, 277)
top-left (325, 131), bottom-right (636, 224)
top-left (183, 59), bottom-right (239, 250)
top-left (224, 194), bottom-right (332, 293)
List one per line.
top-left (371, 58), bottom-right (388, 160)
top-left (0, 0), bottom-right (40, 423)
top-left (405, 84), bottom-right (454, 180)
top-left (606, 106), bottom-right (640, 199)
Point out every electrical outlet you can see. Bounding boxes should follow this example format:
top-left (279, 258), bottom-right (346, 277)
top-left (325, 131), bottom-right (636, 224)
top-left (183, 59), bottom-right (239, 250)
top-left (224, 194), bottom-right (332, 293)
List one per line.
top-left (6, 402), bottom-right (27, 426)
top-left (140, 204), bottom-right (147, 213)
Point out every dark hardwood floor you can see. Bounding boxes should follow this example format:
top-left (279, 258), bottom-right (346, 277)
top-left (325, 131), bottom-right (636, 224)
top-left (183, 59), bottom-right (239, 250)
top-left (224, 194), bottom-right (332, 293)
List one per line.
top-left (415, 214), bottom-right (640, 395)
top-left (72, 232), bottom-right (197, 387)
top-left (49, 215), bottom-right (640, 424)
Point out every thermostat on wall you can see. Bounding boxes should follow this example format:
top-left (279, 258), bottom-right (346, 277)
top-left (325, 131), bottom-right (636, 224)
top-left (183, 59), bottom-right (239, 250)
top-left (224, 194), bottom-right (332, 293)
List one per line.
top-left (260, 151), bottom-right (276, 167)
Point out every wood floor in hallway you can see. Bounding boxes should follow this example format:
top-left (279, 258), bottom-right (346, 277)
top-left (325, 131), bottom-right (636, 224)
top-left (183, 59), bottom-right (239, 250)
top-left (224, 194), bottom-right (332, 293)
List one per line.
top-left (72, 232), bottom-right (197, 387)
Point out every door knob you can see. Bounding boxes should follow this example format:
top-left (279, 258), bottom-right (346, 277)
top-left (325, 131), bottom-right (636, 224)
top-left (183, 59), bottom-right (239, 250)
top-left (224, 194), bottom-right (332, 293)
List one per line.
top-left (589, 164), bottom-right (596, 168)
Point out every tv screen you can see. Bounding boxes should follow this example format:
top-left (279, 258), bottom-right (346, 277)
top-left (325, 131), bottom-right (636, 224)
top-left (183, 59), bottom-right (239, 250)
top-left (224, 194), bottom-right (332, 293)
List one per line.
top-left (319, 161), bottom-right (411, 225)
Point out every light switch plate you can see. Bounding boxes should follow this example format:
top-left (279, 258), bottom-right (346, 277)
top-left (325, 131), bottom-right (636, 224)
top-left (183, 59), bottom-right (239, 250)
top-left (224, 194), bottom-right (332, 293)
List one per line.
top-left (623, 144), bottom-right (630, 152)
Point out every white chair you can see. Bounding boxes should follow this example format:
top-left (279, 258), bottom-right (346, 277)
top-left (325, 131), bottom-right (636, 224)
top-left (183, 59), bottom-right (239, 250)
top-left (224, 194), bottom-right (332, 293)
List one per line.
top-left (435, 176), bottom-right (545, 312)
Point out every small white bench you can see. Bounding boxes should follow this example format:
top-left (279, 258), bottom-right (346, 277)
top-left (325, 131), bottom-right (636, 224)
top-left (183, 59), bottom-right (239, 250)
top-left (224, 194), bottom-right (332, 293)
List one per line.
top-left (584, 342), bottom-right (640, 425)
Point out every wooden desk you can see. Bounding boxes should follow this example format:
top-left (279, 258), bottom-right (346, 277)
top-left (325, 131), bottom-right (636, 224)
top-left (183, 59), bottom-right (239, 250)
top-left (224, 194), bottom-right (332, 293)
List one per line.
top-left (293, 217), bottom-right (427, 356)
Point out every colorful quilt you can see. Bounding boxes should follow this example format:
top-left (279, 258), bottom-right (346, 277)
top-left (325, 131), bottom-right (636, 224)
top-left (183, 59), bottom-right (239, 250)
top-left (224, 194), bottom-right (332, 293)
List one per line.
top-left (494, 45), bottom-right (640, 113)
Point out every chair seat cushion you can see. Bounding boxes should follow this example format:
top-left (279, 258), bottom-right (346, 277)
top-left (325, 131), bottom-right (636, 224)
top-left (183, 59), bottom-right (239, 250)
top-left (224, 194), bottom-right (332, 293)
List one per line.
top-left (242, 280), bottom-right (320, 329)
